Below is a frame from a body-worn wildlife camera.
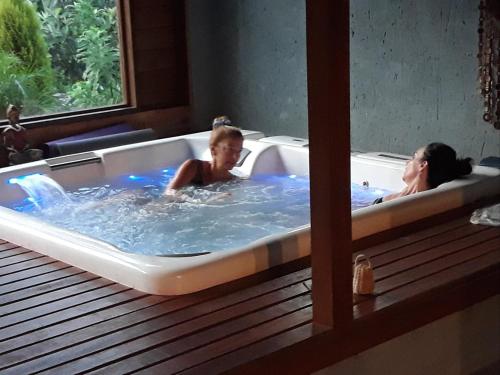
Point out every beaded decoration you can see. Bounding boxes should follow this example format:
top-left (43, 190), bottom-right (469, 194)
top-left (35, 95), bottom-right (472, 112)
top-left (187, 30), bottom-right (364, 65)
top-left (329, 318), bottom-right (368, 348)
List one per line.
top-left (478, 0), bottom-right (500, 130)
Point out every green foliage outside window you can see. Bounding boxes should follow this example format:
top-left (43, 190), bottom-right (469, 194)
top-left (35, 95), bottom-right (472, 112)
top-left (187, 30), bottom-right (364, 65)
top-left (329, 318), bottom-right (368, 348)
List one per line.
top-left (0, 0), bottom-right (54, 115)
top-left (0, 0), bottom-right (122, 120)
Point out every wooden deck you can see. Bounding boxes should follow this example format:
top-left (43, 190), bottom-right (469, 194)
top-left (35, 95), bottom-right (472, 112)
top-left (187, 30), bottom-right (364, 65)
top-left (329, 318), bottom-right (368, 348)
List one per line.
top-left (1, 208), bottom-right (499, 374)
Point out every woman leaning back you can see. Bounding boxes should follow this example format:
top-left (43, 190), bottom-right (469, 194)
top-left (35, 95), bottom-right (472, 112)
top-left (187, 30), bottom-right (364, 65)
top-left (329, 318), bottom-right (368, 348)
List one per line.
top-left (373, 142), bottom-right (473, 204)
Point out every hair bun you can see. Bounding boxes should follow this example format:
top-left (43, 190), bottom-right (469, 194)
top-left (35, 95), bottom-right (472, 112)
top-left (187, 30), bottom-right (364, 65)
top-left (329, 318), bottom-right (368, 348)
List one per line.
top-left (212, 115), bottom-right (232, 129)
top-left (455, 157), bottom-right (473, 176)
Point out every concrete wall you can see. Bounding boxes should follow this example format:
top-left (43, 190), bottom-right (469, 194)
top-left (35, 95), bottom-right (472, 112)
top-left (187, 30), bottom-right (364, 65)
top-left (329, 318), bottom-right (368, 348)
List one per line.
top-left (186, 0), bottom-right (500, 161)
top-left (350, 0), bottom-right (499, 161)
top-left (313, 295), bottom-right (500, 375)
top-left (186, 0), bottom-right (308, 138)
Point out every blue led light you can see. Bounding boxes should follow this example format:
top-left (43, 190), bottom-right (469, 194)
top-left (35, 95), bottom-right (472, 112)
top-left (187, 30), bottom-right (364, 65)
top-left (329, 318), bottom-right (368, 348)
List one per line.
top-left (288, 174), bottom-right (297, 179)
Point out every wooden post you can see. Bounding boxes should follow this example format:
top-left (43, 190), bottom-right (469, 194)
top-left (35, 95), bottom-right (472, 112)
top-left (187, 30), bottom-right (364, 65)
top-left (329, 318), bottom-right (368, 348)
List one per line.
top-left (306, 0), bottom-right (352, 328)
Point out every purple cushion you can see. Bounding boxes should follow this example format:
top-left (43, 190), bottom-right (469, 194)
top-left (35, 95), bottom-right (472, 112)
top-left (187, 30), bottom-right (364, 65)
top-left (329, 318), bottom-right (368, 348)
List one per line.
top-left (42, 123), bottom-right (136, 157)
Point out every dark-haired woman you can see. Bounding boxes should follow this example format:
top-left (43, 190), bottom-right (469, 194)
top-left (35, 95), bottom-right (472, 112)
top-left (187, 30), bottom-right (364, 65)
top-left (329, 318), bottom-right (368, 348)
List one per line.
top-left (373, 143), bottom-right (473, 204)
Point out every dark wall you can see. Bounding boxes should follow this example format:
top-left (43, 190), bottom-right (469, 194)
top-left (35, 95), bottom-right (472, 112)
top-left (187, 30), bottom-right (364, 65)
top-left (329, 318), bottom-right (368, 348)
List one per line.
top-left (187, 0), bottom-right (308, 137)
top-left (187, 0), bottom-right (500, 161)
top-left (350, 0), bottom-right (499, 159)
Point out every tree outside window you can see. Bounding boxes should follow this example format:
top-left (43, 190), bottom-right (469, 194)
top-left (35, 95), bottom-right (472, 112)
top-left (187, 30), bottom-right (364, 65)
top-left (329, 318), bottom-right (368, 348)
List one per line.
top-left (0, 0), bottom-right (123, 120)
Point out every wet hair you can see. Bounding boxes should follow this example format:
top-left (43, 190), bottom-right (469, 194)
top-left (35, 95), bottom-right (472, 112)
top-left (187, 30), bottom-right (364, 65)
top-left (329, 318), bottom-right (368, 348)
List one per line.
top-left (209, 116), bottom-right (243, 148)
top-left (422, 143), bottom-right (473, 188)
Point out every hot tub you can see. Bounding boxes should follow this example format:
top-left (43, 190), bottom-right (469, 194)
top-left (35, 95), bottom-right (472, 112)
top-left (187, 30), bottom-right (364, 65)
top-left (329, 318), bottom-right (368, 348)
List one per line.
top-left (0, 132), bottom-right (498, 295)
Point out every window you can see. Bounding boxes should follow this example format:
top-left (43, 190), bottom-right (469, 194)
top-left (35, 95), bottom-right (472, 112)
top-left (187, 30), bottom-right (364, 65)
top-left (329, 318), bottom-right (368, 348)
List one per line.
top-left (0, 0), bottom-right (123, 121)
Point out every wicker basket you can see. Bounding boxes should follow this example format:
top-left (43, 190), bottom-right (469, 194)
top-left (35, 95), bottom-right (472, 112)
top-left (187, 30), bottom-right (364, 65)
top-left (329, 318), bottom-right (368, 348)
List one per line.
top-left (353, 254), bottom-right (374, 295)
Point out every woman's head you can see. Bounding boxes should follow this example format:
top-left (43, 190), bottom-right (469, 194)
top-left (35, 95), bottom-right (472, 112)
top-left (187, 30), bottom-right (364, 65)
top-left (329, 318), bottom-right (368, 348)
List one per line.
top-left (403, 143), bottom-right (473, 189)
top-left (209, 116), bottom-right (243, 170)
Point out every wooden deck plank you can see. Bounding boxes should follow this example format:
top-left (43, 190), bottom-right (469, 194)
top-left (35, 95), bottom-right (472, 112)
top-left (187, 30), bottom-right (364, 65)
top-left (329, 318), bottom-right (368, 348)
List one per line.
top-left (39, 292), bottom-right (312, 375)
top-left (0, 293), bottom-right (164, 354)
top-left (354, 247), bottom-right (500, 318)
top-left (0, 256), bottom-right (56, 276)
top-left (363, 224), bottom-right (489, 268)
top-left (0, 271), bottom-right (105, 305)
top-left (373, 237), bottom-right (500, 294)
top-left (0, 251), bottom-right (45, 268)
top-left (0, 261), bottom-right (67, 285)
top-left (180, 247), bottom-right (500, 375)
top-left (1, 282), bottom-right (310, 373)
top-left (177, 323), bottom-right (316, 375)
top-left (0, 247), bottom-right (31, 259)
top-left (185, 267), bottom-right (500, 375)
top-left (0, 242), bottom-right (18, 252)
top-left (0, 266), bottom-right (84, 295)
top-left (373, 229), bottom-right (500, 282)
top-left (1, 277), bottom-right (112, 316)
top-left (352, 216), bottom-right (471, 255)
top-left (22, 267), bottom-right (310, 352)
top-left (0, 207), bottom-right (497, 375)
top-left (134, 306), bottom-right (312, 374)
top-left (0, 283), bottom-right (130, 335)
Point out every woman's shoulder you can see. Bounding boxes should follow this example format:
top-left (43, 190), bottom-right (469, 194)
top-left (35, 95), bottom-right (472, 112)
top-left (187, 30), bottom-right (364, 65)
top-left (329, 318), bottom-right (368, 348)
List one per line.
top-left (179, 159), bottom-right (208, 172)
top-left (181, 158), bottom-right (201, 166)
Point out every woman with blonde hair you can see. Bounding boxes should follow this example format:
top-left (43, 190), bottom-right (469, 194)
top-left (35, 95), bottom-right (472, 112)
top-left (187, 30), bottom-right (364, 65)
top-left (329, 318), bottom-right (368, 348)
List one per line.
top-left (166, 116), bottom-right (243, 191)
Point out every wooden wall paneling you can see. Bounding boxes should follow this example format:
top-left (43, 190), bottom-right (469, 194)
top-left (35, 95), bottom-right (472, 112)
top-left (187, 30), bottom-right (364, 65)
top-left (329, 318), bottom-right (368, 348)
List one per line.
top-left (129, 0), bottom-right (189, 110)
top-left (132, 29), bottom-right (178, 51)
top-left (306, 0), bottom-right (352, 328)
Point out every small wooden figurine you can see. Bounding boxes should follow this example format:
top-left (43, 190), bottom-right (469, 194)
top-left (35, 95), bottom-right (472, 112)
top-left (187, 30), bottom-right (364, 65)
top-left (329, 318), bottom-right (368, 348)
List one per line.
top-left (1, 104), bottom-right (43, 165)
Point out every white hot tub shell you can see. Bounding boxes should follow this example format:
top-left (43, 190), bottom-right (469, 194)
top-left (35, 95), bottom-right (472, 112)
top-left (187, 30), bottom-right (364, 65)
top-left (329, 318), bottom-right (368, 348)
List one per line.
top-left (0, 132), bottom-right (498, 295)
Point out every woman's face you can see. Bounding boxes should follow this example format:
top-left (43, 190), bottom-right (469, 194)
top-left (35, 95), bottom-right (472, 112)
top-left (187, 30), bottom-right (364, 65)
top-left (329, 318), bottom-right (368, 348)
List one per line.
top-left (402, 147), bottom-right (427, 184)
top-left (212, 137), bottom-right (243, 170)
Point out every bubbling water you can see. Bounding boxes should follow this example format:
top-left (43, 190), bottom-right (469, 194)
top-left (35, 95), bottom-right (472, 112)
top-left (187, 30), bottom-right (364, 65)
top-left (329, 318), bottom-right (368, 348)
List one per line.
top-left (9, 169), bottom-right (391, 255)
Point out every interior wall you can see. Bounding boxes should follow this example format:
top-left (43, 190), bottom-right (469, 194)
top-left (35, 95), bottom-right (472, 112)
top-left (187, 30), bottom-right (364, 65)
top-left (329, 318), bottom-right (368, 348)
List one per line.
top-left (350, 0), bottom-right (499, 160)
top-left (187, 0), bottom-right (500, 161)
top-left (186, 0), bottom-right (308, 137)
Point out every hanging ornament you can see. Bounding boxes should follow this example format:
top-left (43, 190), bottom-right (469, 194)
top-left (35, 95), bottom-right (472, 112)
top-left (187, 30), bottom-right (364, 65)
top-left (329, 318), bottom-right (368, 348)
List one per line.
top-left (478, 0), bottom-right (500, 130)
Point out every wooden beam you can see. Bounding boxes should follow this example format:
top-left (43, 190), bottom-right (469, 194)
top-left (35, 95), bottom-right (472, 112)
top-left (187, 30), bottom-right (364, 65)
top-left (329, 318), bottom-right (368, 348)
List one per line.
top-left (117, 0), bottom-right (136, 107)
top-left (128, 0), bottom-right (189, 111)
top-left (306, 0), bottom-right (352, 328)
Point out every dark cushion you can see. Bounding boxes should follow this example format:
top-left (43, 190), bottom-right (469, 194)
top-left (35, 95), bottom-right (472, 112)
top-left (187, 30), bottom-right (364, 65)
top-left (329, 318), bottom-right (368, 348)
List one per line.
top-left (50, 128), bottom-right (156, 157)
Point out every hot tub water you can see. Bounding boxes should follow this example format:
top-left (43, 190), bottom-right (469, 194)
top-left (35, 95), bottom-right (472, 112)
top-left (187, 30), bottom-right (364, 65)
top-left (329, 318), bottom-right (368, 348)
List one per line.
top-left (9, 170), bottom-right (390, 256)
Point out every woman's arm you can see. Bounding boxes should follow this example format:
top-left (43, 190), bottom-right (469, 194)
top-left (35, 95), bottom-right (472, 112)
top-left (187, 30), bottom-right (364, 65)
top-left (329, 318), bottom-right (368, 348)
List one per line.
top-left (166, 159), bottom-right (200, 191)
